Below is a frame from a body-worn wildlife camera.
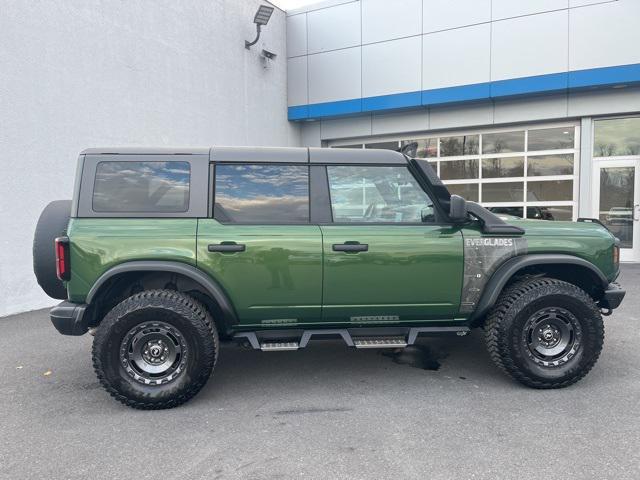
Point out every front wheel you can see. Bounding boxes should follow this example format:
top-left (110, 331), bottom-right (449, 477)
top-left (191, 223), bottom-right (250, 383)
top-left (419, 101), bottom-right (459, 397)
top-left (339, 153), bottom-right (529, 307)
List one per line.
top-left (92, 290), bottom-right (218, 409)
top-left (485, 277), bottom-right (604, 389)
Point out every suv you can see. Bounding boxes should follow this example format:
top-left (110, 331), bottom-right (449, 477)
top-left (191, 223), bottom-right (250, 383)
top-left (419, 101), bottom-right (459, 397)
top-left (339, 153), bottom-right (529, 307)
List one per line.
top-left (33, 147), bottom-right (625, 409)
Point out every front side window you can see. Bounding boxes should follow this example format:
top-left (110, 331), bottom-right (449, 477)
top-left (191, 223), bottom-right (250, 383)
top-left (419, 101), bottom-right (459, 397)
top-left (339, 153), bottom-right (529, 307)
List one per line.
top-left (93, 161), bottom-right (190, 212)
top-left (327, 166), bottom-right (434, 223)
top-left (214, 164), bottom-right (309, 223)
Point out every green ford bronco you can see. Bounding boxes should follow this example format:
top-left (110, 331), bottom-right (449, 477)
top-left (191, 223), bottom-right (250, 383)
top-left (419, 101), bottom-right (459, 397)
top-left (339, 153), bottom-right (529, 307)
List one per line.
top-left (33, 146), bottom-right (625, 409)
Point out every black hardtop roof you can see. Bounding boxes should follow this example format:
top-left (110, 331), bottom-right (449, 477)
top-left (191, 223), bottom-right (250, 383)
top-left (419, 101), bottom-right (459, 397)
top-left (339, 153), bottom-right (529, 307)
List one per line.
top-left (81, 146), bottom-right (408, 165)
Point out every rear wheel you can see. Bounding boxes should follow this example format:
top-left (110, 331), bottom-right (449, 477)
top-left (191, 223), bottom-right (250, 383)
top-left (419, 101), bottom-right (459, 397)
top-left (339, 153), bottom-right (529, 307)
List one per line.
top-left (92, 289), bottom-right (218, 409)
top-left (485, 277), bottom-right (604, 388)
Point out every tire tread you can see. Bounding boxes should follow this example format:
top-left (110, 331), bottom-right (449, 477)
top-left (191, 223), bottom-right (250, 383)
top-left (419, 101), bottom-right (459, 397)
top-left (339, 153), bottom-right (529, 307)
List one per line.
top-left (92, 289), bottom-right (218, 409)
top-left (485, 277), bottom-right (604, 389)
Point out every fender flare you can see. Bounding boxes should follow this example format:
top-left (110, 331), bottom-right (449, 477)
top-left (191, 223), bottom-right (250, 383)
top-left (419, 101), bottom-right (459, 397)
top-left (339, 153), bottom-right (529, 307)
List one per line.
top-left (86, 261), bottom-right (238, 328)
top-left (469, 254), bottom-right (609, 321)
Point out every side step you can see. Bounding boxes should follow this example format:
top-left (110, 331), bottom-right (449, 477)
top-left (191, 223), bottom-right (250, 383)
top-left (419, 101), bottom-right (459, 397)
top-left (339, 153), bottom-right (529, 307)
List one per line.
top-left (260, 342), bottom-right (299, 351)
top-left (235, 326), bottom-right (469, 352)
top-left (353, 337), bottom-right (407, 349)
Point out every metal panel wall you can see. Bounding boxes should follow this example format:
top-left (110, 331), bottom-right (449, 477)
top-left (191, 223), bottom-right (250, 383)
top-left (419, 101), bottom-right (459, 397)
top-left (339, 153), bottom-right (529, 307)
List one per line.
top-left (362, 0), bottom-right (422, 43)
top-left (307, 1), bottom-right (361, 54)
top-left (308, 47), bottom-right (361, 104)
top-left (362, 36), bottom-right (422, 98)
top-left (287, 0), bottom-right (640, 122)
top-left (491, 0), bottom-right (569, 20)
top-left (422, 0), bottom-right (491, 32)
top-left (569, 0), bottom-right (640, 70)
top-left (491, 10), bottom-right (569, 81)
top-left (422, 24), bottom-right (491, 89)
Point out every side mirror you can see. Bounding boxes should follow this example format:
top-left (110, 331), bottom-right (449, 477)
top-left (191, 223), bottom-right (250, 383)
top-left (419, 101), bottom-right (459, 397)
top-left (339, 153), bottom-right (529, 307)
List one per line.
top-left (449, 195), bottom-right (468, 222)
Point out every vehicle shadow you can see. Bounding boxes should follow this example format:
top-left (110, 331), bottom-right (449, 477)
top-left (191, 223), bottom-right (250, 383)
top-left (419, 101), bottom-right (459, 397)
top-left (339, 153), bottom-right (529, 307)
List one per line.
top-left (193, 329), bottom-right (510, 404)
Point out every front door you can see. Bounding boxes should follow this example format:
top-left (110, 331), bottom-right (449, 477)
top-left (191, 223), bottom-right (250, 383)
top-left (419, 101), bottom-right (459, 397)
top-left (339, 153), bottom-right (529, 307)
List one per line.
top-left (592, 159), bottom-right (640, 262)
top-left (320, 164), bottom-right (463, 324)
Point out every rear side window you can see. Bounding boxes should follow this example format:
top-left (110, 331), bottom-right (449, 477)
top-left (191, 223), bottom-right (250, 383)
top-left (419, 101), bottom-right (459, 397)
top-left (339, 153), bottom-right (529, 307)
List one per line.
top-left (93, 161), bottom-right (190, 213)
top-left (214, 164), bottom-right (309, 223)
top-left (327, 165), bottom-right (434, 223)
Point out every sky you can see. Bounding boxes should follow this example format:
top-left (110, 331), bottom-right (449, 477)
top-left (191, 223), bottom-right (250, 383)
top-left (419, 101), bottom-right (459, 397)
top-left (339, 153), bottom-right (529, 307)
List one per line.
top-left (270, 0), bottom-right (322, 11)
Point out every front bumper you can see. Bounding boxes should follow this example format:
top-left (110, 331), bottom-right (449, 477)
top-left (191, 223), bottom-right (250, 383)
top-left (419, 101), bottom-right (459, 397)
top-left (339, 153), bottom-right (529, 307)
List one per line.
top-left (599, 283), bottom-right (626, 311)
top-left (50, 301), bottom-right (89, 336)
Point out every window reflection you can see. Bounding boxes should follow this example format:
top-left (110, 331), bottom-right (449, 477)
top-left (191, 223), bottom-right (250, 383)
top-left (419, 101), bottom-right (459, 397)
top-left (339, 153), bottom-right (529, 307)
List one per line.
top-left (482, 182), bottom-right (524, 202)
top-left (440, 160), bottom-right (479, 180)
top-left (527, 206), bottom-right (572, 221)
top-left (482, 131), bottom-right (524, 154)
top-left (482, 157), bottom-right (524, 178)
top-left (527, 154), bottom-right (573, 176)
top-left (599, 167), bottom-right (634, 248)
top-left (214, 164), bottom-right (309, 223)
top-left (365, 141), bottom-right (399, 150)
top-left (488, 206), bottom-right (524, 218)
top-left (446, 183), bottom-right (479, 202)
top-left (527, 180), bottom-right (573, 202)
top-left (528, 127), bottom-right (574, 151)
top-left (327, 166), bottom-right (434, 223)
top-left (440, 135), bottom-right (479, 156)
top-left (594, 117), bottom-right (640, 157)
top-left (93, 161), bottom-right (190, 213)
top-left (404, 138), bottom-right (437, 158)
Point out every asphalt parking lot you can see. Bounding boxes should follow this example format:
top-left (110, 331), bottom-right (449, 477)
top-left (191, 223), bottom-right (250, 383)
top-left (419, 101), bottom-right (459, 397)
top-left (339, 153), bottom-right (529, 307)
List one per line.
top-left (1, 267), bottom-right (639, 480)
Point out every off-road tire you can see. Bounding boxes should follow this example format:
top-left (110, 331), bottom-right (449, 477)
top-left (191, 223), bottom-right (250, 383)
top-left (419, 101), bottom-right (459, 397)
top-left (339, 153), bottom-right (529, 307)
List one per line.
top-left (485, 277), bottom-right (604, 389)
top-left (92, 289), bottom-right (218, 409)
top-left (33, 200), bottom-right (72, 300)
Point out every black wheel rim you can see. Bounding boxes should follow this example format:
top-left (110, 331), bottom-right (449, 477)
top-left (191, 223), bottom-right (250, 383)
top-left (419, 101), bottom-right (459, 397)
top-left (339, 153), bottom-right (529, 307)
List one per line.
top-left (120, 321), bottom-right (188, 386)
top-left (523, 307), bottom-right (582, 368)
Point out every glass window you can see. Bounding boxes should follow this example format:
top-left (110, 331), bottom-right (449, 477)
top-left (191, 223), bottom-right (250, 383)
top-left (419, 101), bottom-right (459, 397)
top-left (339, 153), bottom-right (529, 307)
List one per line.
top-left (333, 144), bottom-right (362, 149)
top-left (440, 135), bottom-right (479, 156)
top-left (599, 166), bottom-right (634, 247)
top-left (482, 131), bottom-right (524, 154)
top-left (93, 161), bottom-right (190, 213)
top-left (527, 180), bottom-right (573, 202)
top-left (488, 206), bottom-right (524, 218)
top-left (439, 159), bottom-right (479, 180)
top-left (214, 164), bottom-right (309, 223)
top-left (446, 183), bottom-right (479, 202)
top-left (527, 154), bottom-right (574, 176)
top-left (527, 206), bottom-right (572, 221)
top-left (327, 166), bottom-right (434, 223)
top-left (365, 141), bottom-right (399, 150)
top-left (482, 157), bottom-right (525, 178)
top-left (528, 127), bottom-right (574, 151)
top-left (403, 138), bottom-right (437, 158)
top-left (482, 182), bottom-right (524, 203)
top-left (594, 117), bottom-right (640, 157)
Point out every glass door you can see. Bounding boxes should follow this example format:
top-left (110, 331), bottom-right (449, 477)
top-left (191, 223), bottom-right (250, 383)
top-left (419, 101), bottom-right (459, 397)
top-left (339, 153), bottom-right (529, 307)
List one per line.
top-left (592, 159), bottom-right (640, 262)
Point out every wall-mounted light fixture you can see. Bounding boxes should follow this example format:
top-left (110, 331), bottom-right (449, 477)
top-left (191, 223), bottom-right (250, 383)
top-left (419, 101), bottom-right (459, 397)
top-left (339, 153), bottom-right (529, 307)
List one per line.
top-left (245, 5), bottom-right (274, 49)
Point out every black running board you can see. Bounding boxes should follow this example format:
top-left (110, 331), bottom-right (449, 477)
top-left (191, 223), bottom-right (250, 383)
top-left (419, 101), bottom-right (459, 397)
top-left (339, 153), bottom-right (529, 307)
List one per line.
top-left (234, 326), bottom-right (470, 351)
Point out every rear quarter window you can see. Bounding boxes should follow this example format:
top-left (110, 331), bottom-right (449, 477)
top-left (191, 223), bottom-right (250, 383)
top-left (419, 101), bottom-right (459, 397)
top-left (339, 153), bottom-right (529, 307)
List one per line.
top-left (92, 161), bottom-right (190, 213)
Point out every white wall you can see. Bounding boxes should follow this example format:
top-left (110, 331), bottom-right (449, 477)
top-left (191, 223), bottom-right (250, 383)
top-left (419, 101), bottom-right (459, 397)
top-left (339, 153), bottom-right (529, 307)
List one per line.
top-left (0, 0), bottom-right (299, 317)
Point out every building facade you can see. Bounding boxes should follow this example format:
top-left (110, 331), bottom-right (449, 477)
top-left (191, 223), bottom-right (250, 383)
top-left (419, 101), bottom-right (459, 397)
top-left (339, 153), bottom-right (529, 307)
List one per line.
top-left (286, 0), bottom-right (640, 262)
top-left (0, 0), bottom-right (297, 317)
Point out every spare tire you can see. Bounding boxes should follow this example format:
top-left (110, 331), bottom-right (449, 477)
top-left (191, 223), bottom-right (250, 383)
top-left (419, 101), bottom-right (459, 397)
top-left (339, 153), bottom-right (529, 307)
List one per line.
top-left (33, 200), bottom-right (72, 300)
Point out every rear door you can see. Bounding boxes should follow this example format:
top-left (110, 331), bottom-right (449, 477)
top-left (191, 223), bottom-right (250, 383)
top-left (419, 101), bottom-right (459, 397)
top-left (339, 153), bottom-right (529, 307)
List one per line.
top-left (197, 162), bottom-right (323, 327)
top-left (320, 164), bottom-right (463, 324)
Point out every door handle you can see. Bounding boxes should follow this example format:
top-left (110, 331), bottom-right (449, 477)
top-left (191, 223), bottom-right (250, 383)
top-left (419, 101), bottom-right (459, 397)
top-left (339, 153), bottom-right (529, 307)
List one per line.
top-left (635, 204), bottom-right (640, 222)
top-left (332, 242), bottom-right (368, 253)
top-left (208, 242), bottom-right (246, 253)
